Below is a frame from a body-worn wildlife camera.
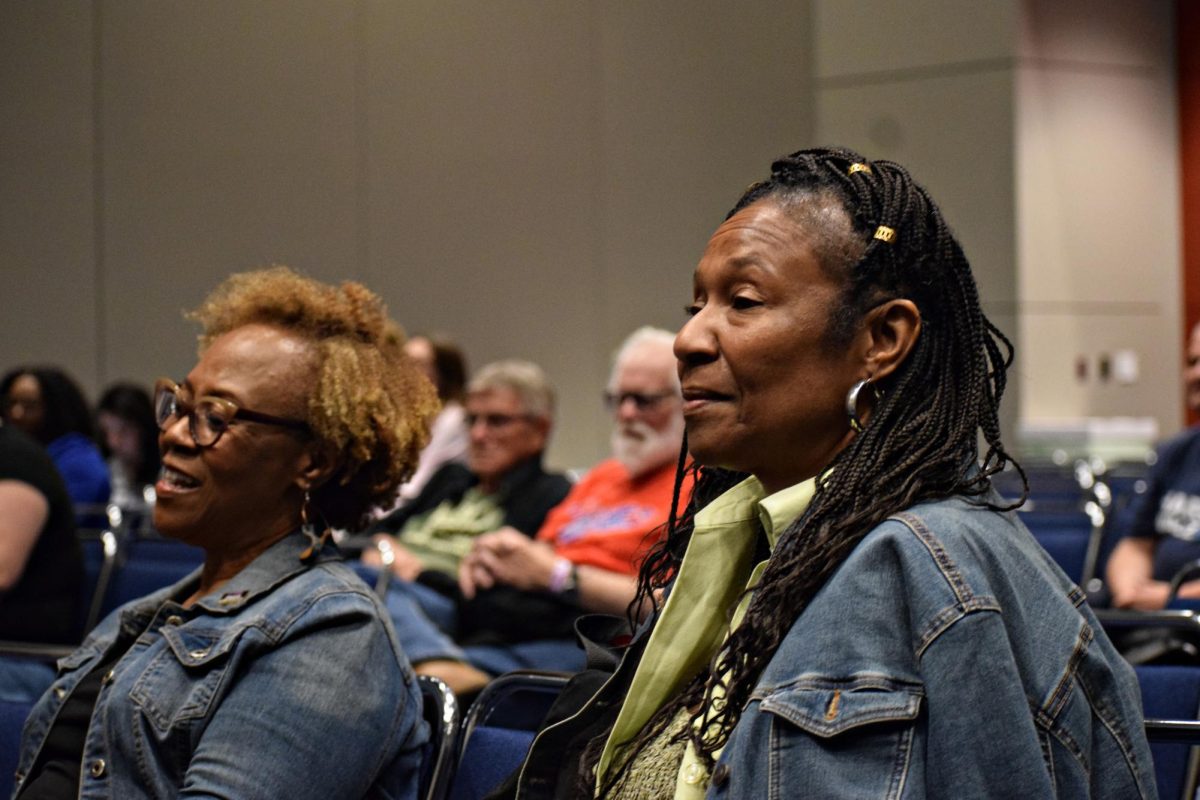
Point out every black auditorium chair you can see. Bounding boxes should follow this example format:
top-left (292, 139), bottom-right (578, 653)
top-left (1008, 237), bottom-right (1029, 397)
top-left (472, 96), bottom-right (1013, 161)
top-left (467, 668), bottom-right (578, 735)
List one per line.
top-left (96, 534), bottom-right (204, 617)
top-left (416, 675), bottom-right (460, 800)
top-left (450, 672), bottom-right (569, 800)
top-left (1137, 664), bottom-right (1200, 800)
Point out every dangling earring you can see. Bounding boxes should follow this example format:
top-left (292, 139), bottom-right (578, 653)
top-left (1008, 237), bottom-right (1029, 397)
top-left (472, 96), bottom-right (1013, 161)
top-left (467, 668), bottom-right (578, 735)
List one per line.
top-left (298, 488), bottom-right (329, 562)
top-left (846, 378), bottom-right (882, 433)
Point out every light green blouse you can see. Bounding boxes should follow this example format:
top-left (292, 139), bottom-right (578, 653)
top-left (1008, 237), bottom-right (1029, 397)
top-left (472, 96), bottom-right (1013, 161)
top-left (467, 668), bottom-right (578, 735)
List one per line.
top-left (596, 475), bottom-right (816, 797)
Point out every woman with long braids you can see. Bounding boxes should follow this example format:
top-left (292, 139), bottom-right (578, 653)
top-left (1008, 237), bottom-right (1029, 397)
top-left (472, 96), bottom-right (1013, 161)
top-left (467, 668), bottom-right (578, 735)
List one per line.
top-left (501, 148), bottom-right (1154, 799)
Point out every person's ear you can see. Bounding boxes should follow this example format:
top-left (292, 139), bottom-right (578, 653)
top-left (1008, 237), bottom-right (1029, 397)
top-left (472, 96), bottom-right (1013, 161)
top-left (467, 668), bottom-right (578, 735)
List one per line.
top-left (295, 440), bottom-right (342, 492)
top-left (859, 299), bottom-right (921, 382)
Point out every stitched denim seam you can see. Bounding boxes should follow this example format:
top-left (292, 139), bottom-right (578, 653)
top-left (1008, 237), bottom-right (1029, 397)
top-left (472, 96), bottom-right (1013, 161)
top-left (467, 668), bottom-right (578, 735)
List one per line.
top-left (890, 512), bottom-right (974, 606)
top-left (1041, 626), bottom-right (1092, 721)
top-left (1038, 729), bottom-right (1056, 787)
top-left (887, 723), bottom-right (915, 800)
top-left (1075, 665), bottom-right (1153, 798)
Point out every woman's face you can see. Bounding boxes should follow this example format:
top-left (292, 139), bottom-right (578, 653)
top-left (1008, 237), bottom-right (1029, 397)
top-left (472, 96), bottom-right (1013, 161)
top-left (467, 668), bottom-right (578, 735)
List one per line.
top-left (154, 324), bottom-right (318, 554)
top-left (676, 199), bottom-right (864, 493)
top-left (98, 411), bottom-right (142, 469)
top-left (3, 374), bottom-right (45, 438)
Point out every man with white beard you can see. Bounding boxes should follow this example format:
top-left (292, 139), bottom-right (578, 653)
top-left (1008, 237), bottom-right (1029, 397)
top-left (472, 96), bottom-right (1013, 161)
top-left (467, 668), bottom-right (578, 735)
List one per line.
top-left (446, 327), bottom-right (691, 676)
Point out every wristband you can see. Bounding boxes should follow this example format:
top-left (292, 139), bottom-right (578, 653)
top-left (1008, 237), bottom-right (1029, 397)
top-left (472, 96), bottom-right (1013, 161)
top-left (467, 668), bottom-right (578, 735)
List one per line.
top-left (548, 557), bottom-right (577, 594)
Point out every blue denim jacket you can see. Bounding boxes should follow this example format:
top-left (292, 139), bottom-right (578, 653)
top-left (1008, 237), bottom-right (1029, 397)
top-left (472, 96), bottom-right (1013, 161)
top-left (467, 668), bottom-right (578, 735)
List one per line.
top-left (13, 532), bottom-right (428, 799)
top-left (707, 495), bottom-right (1156, 799)
top-left (508, 493), bottom-right (1156, 799)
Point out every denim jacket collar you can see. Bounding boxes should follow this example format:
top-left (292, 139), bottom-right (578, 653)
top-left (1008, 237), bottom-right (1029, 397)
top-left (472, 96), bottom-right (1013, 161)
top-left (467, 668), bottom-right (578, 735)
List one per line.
top-left (116, 530), bottom-right (341, 638)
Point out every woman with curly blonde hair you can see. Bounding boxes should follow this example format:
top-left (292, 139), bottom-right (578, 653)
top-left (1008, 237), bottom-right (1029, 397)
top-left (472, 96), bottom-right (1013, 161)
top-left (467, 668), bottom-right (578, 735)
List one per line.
top-left (12, 267), bottom-right (437, 799)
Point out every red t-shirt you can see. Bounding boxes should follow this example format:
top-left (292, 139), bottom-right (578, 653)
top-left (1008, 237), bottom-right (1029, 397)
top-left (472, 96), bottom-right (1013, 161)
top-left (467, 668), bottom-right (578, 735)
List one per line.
top-left (536, 458), bottom-right (692, 575)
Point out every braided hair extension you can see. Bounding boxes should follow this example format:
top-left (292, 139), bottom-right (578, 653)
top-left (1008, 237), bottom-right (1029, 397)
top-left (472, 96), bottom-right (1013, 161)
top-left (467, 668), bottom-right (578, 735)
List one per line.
top-left (591, 147), bottom-right (1027, 794)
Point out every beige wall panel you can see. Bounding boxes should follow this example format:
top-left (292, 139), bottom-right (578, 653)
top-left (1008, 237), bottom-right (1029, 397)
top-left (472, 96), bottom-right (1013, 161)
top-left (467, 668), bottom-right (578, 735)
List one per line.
top-left (816, 0), bottom-right (1017, 78)
top-left (815, 72), bottom-right (1018, 324)
top-left (594, 1), bottom-right (816, 346)
top-left (1016, 0), bottom-right (1180, 437)
top-left (0, 2), bottom-right (98, 389)
top-left (1020, 313), bottom-right (1180, 427)
top-left (361, 1), bottom-right (817, 470)
top-left (1016, 67), bottom-right (1179, 305)
top-left (98, 0), bottom-right (361, 389)
top-left (360, 2), bottom-right (606, 469)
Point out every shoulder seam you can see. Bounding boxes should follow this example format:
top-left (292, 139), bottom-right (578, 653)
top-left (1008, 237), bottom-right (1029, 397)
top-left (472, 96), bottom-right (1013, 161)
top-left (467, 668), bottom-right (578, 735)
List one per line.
top-left (889, 511), bottom-right (976, 606)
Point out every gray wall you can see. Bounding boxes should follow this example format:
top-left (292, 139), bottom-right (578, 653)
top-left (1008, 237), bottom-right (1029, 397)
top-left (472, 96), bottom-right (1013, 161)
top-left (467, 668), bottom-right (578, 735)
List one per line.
top-left (0, 0), bottom-right (1184, 469)
top-left (0, 0), bottom-right (814, 470)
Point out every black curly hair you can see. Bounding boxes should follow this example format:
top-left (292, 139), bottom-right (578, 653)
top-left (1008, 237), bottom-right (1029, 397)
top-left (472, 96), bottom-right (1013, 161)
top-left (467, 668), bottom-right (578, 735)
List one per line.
top-left (589, 147), bottom-right (1025, 794)
top-left (1, 366), bottom-right (96, 445)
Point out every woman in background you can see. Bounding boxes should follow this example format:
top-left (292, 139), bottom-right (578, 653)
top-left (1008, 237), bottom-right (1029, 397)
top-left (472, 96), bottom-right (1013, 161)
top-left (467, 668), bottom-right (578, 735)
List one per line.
top-left (1, 366), bottom-right (110, 511)
top-left (394, 333), bottom-right (469, 506)
top-left (96, 383), bottom-right (161, 511)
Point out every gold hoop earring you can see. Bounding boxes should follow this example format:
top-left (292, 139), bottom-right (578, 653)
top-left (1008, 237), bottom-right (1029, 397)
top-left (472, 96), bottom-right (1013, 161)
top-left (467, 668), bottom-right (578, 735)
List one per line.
top-left (298, 489), bottom-right (329, 562)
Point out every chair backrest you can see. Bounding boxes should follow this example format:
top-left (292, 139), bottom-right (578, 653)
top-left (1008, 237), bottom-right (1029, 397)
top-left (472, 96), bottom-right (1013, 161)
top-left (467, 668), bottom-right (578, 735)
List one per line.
top-left (78, 529), bottom-right (120, 635)
top-left (1019, 510), bottom-right (1095, 583)
top-left (417, 675), bottom-right (459, 800)
top-left (1136, 664), bottom-right (1200, 800)
top-left (99, 536), bottom-right (204, 616)
top-left (450, 672), bottom-right (568, 800)
top-left (0, 698), bottom-right (34, 800)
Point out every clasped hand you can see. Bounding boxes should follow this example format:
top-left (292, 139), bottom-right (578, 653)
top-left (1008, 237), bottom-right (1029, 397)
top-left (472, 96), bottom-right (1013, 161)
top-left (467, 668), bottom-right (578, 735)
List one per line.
top-left (458, 527), bottom-right (557, 598)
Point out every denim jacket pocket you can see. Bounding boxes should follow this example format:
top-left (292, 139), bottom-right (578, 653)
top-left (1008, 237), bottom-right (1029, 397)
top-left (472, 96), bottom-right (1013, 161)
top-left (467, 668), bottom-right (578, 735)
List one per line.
top-left (760, 681), bottom-right (923, 737)
top-left (129, 625), bottom-right (247, 736)
top-left (750, 680), bottom-right (923, 800)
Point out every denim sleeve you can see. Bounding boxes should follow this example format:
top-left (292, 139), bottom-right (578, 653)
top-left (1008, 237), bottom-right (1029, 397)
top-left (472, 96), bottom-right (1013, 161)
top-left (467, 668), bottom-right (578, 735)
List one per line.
top-left (176, 600), bottom-right (426, 799)
top-left (920, 610), bottom-right (1057, 798)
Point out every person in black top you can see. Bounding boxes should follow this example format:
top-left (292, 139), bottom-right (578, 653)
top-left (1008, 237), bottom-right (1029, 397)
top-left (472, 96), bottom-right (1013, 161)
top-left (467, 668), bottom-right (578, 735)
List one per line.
top-left (0, 422), bottom-right (82, 644)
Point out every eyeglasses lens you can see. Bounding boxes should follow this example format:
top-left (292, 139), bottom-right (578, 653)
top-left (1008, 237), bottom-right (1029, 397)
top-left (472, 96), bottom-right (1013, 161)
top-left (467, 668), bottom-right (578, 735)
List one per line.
top-left (604, 392), bottom-right (665, 411)
top-left (466, 413), bottom-right (519, 429)
top-left (154, 384), bottom-right (229, 447)
top-left (194, 402), bottom-right (230, 445)
top-left (154, 386), bottom-right (177, 431)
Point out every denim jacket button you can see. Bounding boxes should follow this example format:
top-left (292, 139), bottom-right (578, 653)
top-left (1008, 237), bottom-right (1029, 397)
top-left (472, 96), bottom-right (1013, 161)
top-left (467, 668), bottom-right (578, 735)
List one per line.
top-left (712, 763), bottom-right (730, 787)
top-left (165, 615), bottom-right (184, 626)
top-left (189, 649), bottom-right (208, 659)
top-left (89, 759), bottom-right (106, 778)
top-left (52, 686), bottom-right (66, 700)
top-left (101, 669), bottom-right (115, 686)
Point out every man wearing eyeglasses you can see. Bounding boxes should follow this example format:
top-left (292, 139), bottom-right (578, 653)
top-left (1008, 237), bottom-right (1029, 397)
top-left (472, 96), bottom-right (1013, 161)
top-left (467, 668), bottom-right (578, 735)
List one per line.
top-left (362, 333), bottom-right (688, 693)
top-left (362, 359), bottom-right (570, 589)
top-left (458, 327), bottom-right (686, 618)
top-left (447, 329), bottom-right (689, 687)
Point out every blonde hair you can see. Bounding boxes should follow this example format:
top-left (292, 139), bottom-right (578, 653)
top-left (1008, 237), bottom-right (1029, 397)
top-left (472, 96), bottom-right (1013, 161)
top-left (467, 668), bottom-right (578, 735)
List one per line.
top-left (189, 266), bottom-right (439, 529)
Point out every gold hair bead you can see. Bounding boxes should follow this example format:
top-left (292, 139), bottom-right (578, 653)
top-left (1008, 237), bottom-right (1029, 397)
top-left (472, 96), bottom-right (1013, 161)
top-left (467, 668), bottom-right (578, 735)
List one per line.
top-left (848, 163), bottom-right (872, 175)
top-left (873, 225), bottom-right (896, 243)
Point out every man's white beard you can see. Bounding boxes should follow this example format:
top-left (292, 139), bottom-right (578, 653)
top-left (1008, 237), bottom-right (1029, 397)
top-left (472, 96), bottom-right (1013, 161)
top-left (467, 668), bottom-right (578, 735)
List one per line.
top-left (612, 414), bottom-right (684, 479)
